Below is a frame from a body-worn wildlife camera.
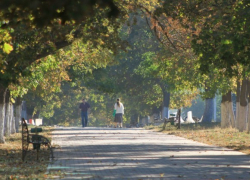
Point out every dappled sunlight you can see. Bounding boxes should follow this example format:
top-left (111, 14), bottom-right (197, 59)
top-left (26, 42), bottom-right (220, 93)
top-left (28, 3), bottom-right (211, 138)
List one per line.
top-left (47, 127), bottom-right (250, 179)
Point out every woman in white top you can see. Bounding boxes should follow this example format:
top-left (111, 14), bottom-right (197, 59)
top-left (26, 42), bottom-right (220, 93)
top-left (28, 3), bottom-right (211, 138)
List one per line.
top-left (114, 98), bottom-right (124, 128)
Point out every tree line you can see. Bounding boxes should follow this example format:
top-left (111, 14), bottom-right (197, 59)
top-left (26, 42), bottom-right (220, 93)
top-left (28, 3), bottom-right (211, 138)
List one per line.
top-left (1, 0), bottom-right (250, 143)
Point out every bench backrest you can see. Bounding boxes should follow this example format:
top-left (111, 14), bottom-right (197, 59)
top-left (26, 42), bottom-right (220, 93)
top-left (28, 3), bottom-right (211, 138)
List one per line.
top-left (21, 118), bottom-right (30, 161)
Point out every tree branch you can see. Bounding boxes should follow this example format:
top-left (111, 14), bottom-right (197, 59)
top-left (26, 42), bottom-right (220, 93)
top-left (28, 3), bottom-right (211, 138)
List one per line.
top-left (139, 5), bottom-right (178, 51)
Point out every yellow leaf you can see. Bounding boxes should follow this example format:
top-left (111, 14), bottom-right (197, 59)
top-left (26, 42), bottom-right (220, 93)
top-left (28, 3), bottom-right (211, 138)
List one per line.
top-left (3, 43), bottom-right (13, 54)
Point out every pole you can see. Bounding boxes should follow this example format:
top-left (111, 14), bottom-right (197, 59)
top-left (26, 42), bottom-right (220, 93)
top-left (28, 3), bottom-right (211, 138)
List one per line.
top-left (177, 109), bottom-right (181, 129)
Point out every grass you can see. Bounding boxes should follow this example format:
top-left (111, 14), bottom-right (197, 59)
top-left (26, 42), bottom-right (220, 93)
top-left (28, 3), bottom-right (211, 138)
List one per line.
top-left (0, 125), bottom-right (63, 180)
top-left (145, 122), bottom-right (250, 155)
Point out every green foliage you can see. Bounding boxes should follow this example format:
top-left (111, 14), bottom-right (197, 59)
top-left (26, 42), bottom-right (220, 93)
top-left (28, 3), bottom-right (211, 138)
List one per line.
top-left (2, 0), bottom-right (244, 126)
top-left (0, 0), bottom-right (119, 28)
top-left (157, 0), bottom-right (250, 76)
top-left (0, 1), bottom-right (127, 90)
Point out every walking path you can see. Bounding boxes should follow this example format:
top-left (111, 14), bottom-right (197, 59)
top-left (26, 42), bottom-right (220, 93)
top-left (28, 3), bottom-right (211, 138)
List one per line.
top-left (47, 127), bottom-right (250, 180)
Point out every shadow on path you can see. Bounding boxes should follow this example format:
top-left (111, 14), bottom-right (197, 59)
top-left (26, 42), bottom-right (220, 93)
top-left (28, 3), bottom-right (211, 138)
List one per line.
top-left (48, 127), bottom-right (250, 180)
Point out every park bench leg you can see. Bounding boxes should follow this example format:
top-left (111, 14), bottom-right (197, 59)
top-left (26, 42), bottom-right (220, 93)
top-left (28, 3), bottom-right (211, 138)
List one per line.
top-left (39, 135), bottom-right (54, 160)
top-left (37, 148), bottom-right (39, 160)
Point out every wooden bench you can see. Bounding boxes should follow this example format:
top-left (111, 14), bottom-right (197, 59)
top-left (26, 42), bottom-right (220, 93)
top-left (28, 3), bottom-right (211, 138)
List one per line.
top-left (21, 118), bottom-right (54, 161)
top-left (162, 117), bottom-right (176, 130)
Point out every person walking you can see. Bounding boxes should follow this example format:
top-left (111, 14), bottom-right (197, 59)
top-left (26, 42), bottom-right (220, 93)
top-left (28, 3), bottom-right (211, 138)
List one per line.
top-left (79, 98), bottom-right (90, 127)
top-left (114, 98), bottom-right (124, 128)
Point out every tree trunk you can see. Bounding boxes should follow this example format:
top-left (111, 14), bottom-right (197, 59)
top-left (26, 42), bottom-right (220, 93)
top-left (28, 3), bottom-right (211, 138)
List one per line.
top-left (162, 88), bottom-right (170, 119)
top-left (27, 106), bottom-right (35, 121)
top-left (228, 93), bottom-right (235, 128)
top-left (0, 86), bottom-right (7, 143)
top-left (247, 80), bottom-right (250, 132)
top-left (221, 93), bottom-right (229, 128)
top-left (238, 79), bottom-right (248, 132)
top-left (33, 110), bottom-right (40, 119)
top-left (21, 101), bottom-right (28, 120)
top-left (235, 80), bottom-right (241, 129)
top-left (221, 91), bottom-right (235, 128)
top-left (213, 96), bottom-right (217, 121)
top-left (10, 104), bottom-right (16, 134)
top-left (15, 97), bottom-right (22, 133)
top-left (4, 90), bottom-right (10, 137)
top-left (202, 98), bottom-right (214, 123)
top-left (130, 114), bottom-right (138, 126)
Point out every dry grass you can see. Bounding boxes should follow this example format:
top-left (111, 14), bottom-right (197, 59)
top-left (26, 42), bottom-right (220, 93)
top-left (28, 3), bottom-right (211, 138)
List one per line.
top-left (146, 122), bottom-right (250, 155)
top-left (0, 126), bottom-right (63, 180)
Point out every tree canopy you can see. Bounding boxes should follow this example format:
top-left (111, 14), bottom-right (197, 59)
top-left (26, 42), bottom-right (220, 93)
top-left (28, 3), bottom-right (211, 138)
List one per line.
top-left (1, 0), bottom-right (250, 128)
top-left (0, 0), bottom-right (119, 28)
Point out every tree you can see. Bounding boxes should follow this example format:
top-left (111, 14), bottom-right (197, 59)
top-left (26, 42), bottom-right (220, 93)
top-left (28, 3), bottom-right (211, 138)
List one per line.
top-left (0, 4), bottom-right (128, 143)
top-left (0, 0), bottom-right (119, 28)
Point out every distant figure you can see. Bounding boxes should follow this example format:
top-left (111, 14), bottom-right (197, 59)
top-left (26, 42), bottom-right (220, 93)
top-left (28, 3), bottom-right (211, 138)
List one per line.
top-left (114, 98), bottom-right (124, 128)
top-left (79, 98), bottom-right (90, 127)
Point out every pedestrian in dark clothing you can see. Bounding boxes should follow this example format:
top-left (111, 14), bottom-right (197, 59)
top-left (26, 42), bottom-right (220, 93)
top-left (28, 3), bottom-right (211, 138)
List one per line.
top-left (79, 98), bottom-right (90, 127)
